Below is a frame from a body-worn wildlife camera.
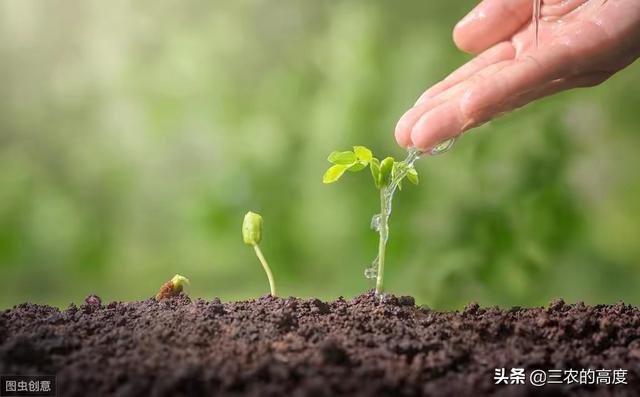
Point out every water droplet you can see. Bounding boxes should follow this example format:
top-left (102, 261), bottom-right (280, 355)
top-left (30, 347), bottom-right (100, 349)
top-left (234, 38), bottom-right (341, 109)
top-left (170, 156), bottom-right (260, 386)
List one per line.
top-left (364, 267), bottom-right (378, 279)
top-left (430, 137), bottom-right (456, 155)
top-left (370, 214), bottom-right (381, 232)
top-left (364, 257), bottom-right (379, 279)
top-left (406, 147), bottom-right (423, 161)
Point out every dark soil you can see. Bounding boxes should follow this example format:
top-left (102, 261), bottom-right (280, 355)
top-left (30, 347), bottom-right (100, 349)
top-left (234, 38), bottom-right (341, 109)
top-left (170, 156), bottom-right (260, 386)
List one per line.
top-left (1, 291), bottom-right (639, 397)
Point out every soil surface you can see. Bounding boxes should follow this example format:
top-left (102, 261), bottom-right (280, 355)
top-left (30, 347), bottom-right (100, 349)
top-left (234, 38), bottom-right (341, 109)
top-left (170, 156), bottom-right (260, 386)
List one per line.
top-left (1, 291), bottom-right (639, 396)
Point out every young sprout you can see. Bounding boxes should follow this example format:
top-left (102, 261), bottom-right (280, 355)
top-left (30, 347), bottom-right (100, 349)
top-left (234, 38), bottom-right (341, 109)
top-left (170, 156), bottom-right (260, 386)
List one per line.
top-left (156, 274), bottom-right (190, 301)
top-left (323, 146), bottom-right (420, 296)
top-left (243, 211), bottom-right (277, 296)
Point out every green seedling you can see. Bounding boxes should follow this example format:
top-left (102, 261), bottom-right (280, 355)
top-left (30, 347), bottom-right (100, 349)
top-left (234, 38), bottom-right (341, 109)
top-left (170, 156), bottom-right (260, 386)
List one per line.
top-left (323, 146), bottom-right (419, 296)
top-left (243, 211), bottom-right (277, 296)
top-left (156, 274), bottom-right (190, 301)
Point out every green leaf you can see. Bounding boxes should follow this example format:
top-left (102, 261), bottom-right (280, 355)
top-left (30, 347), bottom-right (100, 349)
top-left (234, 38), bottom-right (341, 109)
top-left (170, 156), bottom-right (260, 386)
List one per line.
top-left (379, 157), bottom-right (394, 186)
top-left (323, 164), bottom-right (349, 183)
top-left (390, 161), bottom-right (401, 181)
top-left (406, 167), bottom-right (419, 185)
top-left (353, 146), bottom-right (373, 163)
top-left (348, 162), bottom-right (366, 172)
top-left (328, 151), bottom-right (357, 165)
top-left (370, 158), bottom-right (381, 189)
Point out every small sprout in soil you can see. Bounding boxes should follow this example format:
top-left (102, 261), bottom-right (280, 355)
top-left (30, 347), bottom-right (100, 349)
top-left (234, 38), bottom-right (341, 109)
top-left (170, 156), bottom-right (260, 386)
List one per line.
top-left (323, 146), bottom-right (419, 296)
top-left (156, 274), bottom-right (190, 301)
top-left (243, 211), bottom-right (277, 296)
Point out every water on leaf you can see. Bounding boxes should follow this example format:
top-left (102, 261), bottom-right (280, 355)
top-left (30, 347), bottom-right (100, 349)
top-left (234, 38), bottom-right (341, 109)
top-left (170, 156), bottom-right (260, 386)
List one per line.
top-left (370, 214), bottom-right (382, 232)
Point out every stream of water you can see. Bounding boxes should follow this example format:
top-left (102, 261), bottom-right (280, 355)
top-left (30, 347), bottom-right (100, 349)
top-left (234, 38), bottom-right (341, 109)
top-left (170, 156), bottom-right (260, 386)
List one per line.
top-left (534, 0), bottom-right (541, 48)
top-left (364, 138), bottom-right (457, 292)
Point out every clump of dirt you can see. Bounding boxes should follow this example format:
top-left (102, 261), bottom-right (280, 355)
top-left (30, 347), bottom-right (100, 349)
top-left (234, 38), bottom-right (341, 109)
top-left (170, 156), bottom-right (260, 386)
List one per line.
top-left (1, 291), bottom-right (639, 396)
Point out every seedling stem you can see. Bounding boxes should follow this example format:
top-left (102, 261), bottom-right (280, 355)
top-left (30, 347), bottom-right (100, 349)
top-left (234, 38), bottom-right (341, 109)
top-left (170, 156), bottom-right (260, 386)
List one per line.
top-left (253, 244), bottom-right (276, 296)
top-left (243, 211), bottom-right (277, 296)
top-left (375, 189), bottom-right (387, 295)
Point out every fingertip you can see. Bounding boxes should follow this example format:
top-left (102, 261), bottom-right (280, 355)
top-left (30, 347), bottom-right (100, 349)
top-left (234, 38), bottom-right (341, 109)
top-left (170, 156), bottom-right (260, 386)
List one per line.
top-left (395, 127), bottom-right (411, 148)
top-left (453, 21), bottom-right (477, 54)
top-left (394, 110), bottom-right (414, 148)
top-left (453, 9), bottom-right (488, 54)
top-left (409, 113), bottom-right (436, 152)
top-left (409, 117), bottom-right (436, 152)
top-left (410, 103), bottom-right (463, 151)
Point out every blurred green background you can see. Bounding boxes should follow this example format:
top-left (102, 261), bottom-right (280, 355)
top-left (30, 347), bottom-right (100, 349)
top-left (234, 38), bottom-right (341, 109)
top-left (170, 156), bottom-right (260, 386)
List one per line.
top-left (1, 0), bottom-right (639, 310)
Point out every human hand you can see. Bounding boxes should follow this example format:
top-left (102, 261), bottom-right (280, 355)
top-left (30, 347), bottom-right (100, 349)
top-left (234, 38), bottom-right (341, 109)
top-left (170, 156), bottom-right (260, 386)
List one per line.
top-left (395, 0), bottom-right (640, 152)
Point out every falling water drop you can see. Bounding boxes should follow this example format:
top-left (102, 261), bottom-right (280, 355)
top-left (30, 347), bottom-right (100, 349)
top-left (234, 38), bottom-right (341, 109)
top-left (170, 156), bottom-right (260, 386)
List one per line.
top-left (364, 266), bottom-right (378, 279)
top-left (364, 256), bottom-right (379, 279)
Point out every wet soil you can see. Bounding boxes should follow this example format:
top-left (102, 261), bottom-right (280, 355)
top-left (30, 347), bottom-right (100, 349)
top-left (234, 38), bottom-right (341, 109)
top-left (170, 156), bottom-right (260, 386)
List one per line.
top-left (1, 291), bottom-right (639, 396)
